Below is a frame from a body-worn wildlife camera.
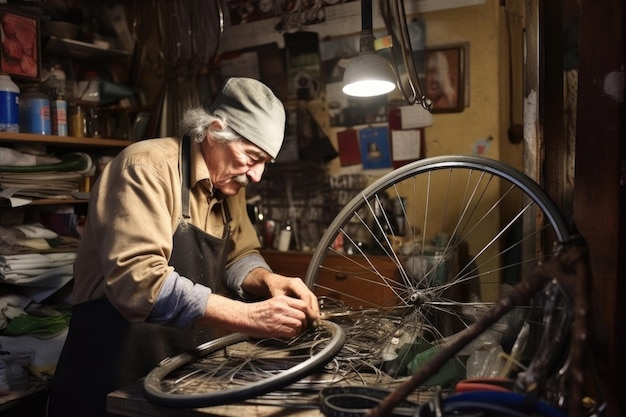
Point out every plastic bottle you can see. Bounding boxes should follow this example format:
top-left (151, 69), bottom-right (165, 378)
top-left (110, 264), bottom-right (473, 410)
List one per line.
top-left (0, 74), bottom-right (20, 132)
top-left (50, 91), bottom-right (68, 136)
top-left (19, 84), bottom-right (51, 135)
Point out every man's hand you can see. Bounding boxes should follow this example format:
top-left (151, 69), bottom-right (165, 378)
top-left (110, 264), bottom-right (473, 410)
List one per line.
top-left (240, 293), bottom-right (312, 338)
top-left (242, 268), bottom-right (320, 320)
top-left (200, 292), bottom-right (317, 338)
top-left (264, 272), bottom-right (320, 315)
top-left (199, 268), bottom-right (320, 338)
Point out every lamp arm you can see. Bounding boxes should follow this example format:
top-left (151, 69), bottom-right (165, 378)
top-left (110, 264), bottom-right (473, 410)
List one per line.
top-left (360, 0), bottom-right (375, 52)
top-left (382, 0), bottom-right (431, 109)
top-left (362, 0), bottom-right (373, 31)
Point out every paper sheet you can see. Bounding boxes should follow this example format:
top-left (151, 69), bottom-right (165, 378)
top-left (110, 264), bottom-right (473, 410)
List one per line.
top-left (391, 130), bottom-right (422, 161)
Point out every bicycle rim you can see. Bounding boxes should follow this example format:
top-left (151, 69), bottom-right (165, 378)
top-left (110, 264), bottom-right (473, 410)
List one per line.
top-left (305, 155), bottom-right (572, 395)
top-left (143, 320), bottom-right (346, 408)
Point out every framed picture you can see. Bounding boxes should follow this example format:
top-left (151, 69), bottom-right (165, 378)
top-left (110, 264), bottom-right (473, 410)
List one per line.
top-left (0, 10), bottom-right (41, 82)
top-left (424, 43), bottom-right (469, 113)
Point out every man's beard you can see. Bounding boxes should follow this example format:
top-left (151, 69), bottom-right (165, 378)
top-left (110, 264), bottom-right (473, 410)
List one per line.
top-left (234, 174), bottom-right (249, 186)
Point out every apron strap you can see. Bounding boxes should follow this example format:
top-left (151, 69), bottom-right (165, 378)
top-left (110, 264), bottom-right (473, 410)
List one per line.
top-left (181, 134), bottom-right (192, 220)
top-left (219, 195), bottom-right (232, 238)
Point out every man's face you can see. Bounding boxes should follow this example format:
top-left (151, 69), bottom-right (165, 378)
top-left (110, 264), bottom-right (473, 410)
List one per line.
top-left (202, 136), bottom-right (272, 196)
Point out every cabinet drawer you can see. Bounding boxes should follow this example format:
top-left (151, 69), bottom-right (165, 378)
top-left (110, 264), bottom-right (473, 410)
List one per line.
top-left (261, 250), bottom-right (311, 278)
top-left (314, 254), bottom-right (400, 309)
top-left (262, 250), bottom-right (400, 309)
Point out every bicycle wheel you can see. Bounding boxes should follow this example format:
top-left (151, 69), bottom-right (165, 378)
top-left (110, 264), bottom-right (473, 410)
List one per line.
top-left (143, 319), bottom-right (345, 408)
top-left (305, 155), bottom-right (572, 395)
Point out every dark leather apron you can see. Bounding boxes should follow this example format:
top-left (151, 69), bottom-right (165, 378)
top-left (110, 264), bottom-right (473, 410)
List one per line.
top-left (48, 136), bottom-right (232, 417)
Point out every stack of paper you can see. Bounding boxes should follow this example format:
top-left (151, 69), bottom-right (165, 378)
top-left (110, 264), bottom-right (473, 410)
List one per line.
top-left (0, 171), bottom-right (83, 199)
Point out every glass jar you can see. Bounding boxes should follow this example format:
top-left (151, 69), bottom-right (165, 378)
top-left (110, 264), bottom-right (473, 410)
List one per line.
top-left (68, 103), bottom-right (88, 138)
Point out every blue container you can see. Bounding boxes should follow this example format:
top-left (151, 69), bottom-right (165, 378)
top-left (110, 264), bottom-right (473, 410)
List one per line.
top-left (0, 74), bottom-right (20, 132)
top-left (19, 85), bottom-right (51, 135)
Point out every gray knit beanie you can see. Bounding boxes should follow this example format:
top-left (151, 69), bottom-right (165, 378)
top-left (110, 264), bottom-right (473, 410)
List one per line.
top-left (208, 77), bottom-right (286, 159)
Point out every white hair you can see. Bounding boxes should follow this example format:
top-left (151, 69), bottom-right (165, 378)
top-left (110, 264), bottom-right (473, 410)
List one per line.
top-left (181, 107), bottom-right (242, 144)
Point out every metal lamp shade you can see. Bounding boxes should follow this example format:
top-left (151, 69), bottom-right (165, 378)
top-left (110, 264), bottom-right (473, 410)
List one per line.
top-left (342, 51), bottom-right (397, 97)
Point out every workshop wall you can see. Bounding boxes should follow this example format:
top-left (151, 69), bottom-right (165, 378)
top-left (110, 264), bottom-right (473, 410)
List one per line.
top-left (324, 0), bottom-right (514, 176)
top-left (132, 0), bottom-right (517, 176)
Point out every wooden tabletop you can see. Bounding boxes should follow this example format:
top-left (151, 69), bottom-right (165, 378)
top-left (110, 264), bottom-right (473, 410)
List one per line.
top-left (107, 381), bottom-right (325, 417)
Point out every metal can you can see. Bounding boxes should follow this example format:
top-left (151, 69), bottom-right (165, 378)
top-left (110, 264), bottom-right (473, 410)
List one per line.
top-left (19, 84), bottom-right (51, 135)
top-left (50, 94), bottom-right (68, 136)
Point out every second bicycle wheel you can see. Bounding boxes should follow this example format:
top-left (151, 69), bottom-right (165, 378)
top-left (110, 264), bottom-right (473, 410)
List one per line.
top-left (143, 320), bottom-right (345, 408)
top-left (305, 155), bottom-right (572, 394)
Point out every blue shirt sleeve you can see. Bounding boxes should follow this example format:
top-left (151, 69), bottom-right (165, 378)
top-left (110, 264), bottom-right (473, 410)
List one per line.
top-left (148, 254), bottom-right (272, 328)
top-left (147, 271), bottom-right (211, 329)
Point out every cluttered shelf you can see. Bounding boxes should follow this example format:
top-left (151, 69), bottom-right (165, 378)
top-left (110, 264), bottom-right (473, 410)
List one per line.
top-left (0, 131), bottom-right (131, 414)
top-left (0, 132), bottom-right (132, 206)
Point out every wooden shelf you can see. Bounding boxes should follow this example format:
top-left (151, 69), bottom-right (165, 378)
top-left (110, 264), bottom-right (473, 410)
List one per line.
top-left (11, 198), bottom-right (88, 206)
top-left (44, 36), bottom-right (131, 59)
top-left (0, 132), bottom-right (133, 148)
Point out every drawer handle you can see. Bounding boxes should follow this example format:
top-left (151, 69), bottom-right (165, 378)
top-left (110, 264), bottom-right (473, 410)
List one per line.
top-left (335, 273), bottom-right (347, 280)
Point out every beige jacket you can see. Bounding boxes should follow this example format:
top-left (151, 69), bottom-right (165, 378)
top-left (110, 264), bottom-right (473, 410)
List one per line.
top-left (72, 137), bottom-right (266, 322)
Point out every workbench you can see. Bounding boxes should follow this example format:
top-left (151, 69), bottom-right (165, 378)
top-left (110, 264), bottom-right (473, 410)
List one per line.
top-left (107, 381), bottom-right (325, 417)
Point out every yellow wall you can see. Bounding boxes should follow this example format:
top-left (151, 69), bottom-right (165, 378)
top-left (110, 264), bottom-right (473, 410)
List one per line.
top-left (420, 1), bottom-right (505, 160)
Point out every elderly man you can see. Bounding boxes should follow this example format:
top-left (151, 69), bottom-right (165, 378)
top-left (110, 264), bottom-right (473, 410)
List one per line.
top-left (48, 77), bottom-right (320, 417)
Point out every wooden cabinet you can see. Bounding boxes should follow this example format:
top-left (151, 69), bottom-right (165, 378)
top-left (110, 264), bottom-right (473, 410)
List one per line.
top-left (261, 250), bottom-right (401, 308)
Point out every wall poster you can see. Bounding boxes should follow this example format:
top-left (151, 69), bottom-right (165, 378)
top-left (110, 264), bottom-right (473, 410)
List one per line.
top-left (0, 10), bottom-right (41, 82)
